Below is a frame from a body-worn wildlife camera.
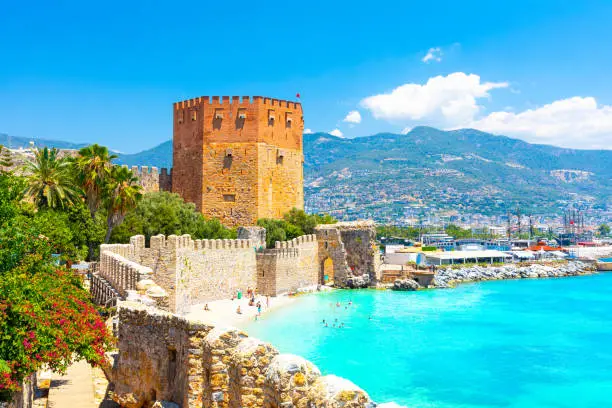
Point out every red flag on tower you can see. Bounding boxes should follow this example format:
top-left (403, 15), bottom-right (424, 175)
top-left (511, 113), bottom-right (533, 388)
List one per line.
top-left (296, 92), bottom-right (301, 99)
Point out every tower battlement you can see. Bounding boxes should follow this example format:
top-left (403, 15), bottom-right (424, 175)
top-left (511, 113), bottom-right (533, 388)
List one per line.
top-left (173, 96), bottom-right (302, 110)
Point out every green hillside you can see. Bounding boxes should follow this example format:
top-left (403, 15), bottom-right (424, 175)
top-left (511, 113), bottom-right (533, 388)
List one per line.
top-left (5, 127), bottom-right (611, 216)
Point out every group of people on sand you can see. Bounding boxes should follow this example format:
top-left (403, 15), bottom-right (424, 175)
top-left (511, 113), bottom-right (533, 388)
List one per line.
top-left (232, 287), bottom-right (269, 318)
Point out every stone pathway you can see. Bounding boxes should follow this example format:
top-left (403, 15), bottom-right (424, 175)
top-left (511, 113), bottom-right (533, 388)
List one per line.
top-left (47, 360), bottom-right (96, 408)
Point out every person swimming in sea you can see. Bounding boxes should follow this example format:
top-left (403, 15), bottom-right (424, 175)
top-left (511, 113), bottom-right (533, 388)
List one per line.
top-left (336, 302), bottom-right (340, 307)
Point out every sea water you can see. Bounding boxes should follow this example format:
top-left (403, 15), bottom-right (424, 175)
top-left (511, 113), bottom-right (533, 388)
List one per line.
top-left (246, 274), bottom-right (612, 407)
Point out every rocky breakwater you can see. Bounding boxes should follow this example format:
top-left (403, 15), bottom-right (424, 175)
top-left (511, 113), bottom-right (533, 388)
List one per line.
top-left (433, 261), bottom-right (596, 288)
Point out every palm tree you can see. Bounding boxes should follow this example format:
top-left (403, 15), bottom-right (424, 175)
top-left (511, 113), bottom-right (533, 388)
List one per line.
top-left (74, 144), bottom-right (117, 220)
top-left (103, 166), bottom-right (142, 243)
top-left (23, 147), bottom-right (79, 209)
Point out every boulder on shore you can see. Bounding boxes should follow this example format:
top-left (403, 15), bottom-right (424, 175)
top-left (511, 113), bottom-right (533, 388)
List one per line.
top-left (345, 274), bottom-right (370, 288)
top-left (392, 279), bottom-right (420, 291)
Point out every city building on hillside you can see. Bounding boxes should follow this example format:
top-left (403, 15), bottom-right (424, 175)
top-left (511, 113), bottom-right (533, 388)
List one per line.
top-left (172, 96), bottom-right (304, 226)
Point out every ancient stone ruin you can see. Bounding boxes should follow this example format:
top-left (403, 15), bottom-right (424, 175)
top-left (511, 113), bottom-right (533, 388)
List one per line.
top-left (92, 222), bottom-right (382, 407)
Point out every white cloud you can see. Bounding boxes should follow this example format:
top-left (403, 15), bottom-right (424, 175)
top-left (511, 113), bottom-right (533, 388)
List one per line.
top-left (361, 72), bottom-right (508, 127)
top-left (422, 47), bottom-right (442, 63)
top-left (400, 127), bottom-right (412, 134)
top-left (468, 96), bottom-right (612, 149)
top-left (329, 128), bottom-right (344, 137)
top-left (303, 128), bottom-right (314, 134)
top-left (343, 110), bottom-right (362, 124)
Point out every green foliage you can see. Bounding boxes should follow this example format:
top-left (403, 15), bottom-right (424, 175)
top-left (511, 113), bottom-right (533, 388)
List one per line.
top-left (0, 171), bottom-right (112, 400)
top-left (23, 147), bottom-right (80, 209)
top-left (102, 166), bottom-right (142, 243)
top-left (74, 143), bottom-right (117, 219)
top-left (421, 246), bottom-right (438, 251)
top-left (282, 208), bottom-right (337, 235)
top-left (444, 224), bottom-right (473, 239)
top-left (258, 208), bottom-right (337, 248)
top-left (598, 223), bottom-right (611, 236)
top-left (376, 225), bottom-right (424, 240)
top-left (111, 191), bottom-right (235, 243)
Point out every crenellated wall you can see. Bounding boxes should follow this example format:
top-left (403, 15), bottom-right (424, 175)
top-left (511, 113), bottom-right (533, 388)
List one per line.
top-left (96, 224), bottom-right (379, 313)
top-left (95, 243), bottom-right (170, 309)
top-left (121, 165), bottom-right (172, 194)
top-left (112, 302), bottom-right (374, 408)
top-left (99, 234), bottom-right (258, 314)
top-left (256, 234), bottom-right (319, 296)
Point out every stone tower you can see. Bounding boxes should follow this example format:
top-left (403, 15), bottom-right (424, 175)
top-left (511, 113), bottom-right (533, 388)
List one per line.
top-left (172, 96), bottom-right (304, 227)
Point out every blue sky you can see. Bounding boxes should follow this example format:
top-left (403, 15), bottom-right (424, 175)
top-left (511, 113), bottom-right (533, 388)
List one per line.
top-left (1, 0), bottom-right (612, 152)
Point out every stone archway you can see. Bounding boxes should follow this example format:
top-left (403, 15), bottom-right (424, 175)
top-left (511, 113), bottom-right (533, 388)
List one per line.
top-left (321, 257), bottom-right (334, 284)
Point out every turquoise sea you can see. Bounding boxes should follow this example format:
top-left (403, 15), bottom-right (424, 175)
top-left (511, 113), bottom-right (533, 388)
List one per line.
top-left (246, 274), bottom-right (612, 408)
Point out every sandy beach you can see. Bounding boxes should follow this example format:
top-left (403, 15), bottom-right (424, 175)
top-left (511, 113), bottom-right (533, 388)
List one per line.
top-left (184, 293), bottom-right (296, 328)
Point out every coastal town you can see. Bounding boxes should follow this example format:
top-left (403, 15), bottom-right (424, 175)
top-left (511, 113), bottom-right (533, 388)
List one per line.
top-left (2, 2), bottom-right (612, 408)
top-left (1, 91), bottom-right (611, 408)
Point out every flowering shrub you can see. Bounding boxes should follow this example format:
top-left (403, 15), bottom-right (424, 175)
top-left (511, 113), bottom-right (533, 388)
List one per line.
top-left (0, 173), bottom-right (113, 400)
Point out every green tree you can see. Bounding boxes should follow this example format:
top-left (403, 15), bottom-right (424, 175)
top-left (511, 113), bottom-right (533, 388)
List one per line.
top-left (74, 144), bottom-right (116, 220)
top-left (257, 218), bottom-right (289, 248)
top-left (111, 191), bottom-right (235, 243)
top-left (23, 147), bottom-right (79, 209)
top-left (283, 208), bottom-right (337, 235)
top-left (599, 223), bottom-right (611, 237)
top-left (444, 224), bottom-right (472, 239)
top-left (258, 209), bottom-right (337, 248)
top-left (102, 166), bottom-right (142, 243)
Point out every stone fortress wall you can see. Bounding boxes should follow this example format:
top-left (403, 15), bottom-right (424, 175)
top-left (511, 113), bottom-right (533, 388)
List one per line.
top-left (125, 165), bottom-right (173, 193)
top-left (112, 302), bottom-right (374, 408)
top-left (256, 234), bottom-right (319, 297)
top-left (93, 222), bottom-right (381, 313)
top-left (95, 222), bottom-right (382, 407)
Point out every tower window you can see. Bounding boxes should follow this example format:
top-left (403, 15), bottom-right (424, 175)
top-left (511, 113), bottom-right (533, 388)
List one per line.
top-left (191, 110), bottom-right (197, 121)
top-left (177, 110), bottom-right (184, 124)
top-left (223, 194), bottom-right (236, 202)
top-left (268, 109), bottom-right (275, 126)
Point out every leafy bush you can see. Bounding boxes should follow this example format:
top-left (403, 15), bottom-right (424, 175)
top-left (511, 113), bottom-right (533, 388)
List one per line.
top-left (111, 191), bottom-right (236, 243)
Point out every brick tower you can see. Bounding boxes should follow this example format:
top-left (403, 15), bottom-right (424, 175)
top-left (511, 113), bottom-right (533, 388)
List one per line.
top-left (172, 96), bottom-right (304, 227)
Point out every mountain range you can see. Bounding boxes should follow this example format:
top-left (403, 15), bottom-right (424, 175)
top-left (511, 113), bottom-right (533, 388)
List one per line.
top-left (3, 127), bottom-right (610, 217)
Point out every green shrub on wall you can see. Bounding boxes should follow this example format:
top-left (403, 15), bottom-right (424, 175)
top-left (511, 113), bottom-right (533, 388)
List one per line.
top-left (257, 208), bottom-right (337, 248)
